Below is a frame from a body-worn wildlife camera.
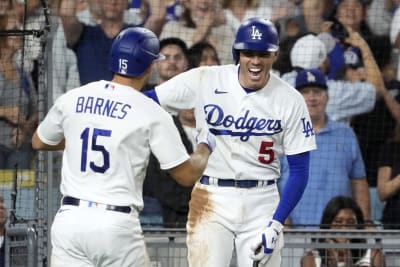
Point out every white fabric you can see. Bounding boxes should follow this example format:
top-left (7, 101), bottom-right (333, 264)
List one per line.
top-left (155, 65), bottom-right (316, 181)
top-left (51, 205), bottom-right (150, 267)
top-left (290, 34), bottom-right (327, 69)
top-left (37, 80), bottom-right (189, 209)
top-left (186, 182), bottom-right (283, 267)
top-left (159, 20), bottom-right (235, 65)
top-left (390, 7), bottom-right (400, 45)
top-left (281, 71), bottom-right (376, 123)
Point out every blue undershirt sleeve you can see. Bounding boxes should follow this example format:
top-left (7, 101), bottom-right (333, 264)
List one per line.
top-left (272, 151), bottom-right (310, 224)
top-left (143, 89), bottom-right (160, 105)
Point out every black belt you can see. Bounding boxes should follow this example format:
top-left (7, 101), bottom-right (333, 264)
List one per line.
top-left (62, 196), bottom-right (132, 214)
top-left (200, 176), bottom-right (275, 188)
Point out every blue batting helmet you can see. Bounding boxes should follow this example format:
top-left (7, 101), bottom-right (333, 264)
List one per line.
top-left (109, 27), bottom-right (164, 77)
top-left (232, 18), bottom-right (279, 64)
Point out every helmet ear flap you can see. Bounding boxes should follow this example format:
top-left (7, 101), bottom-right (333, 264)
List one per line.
top-left (232, 47), bottom-right (239, 64)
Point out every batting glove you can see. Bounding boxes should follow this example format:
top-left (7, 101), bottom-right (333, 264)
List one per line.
top-left (195, 127), bottom-right (216, 153)
top-left (250, 220), bottom-right (283, 264)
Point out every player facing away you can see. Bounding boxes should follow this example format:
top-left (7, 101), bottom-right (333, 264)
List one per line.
top-left (144, 18), bottom-right (317, 266)
top-left (31, 27), bottom-right (215, 267)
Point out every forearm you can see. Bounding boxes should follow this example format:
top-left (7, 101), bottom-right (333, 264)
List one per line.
top-left (377, 168), bottom-right (400, 200)
top-left (143, 1), bottom-right (167, 37)
top-left (378, 177), bottom-right (400, 200)
top-left (32, 131), bottom-right (65, 151)
top-left (273, 152), bottom-right (310, 224)
top-left (59, 0), bottom-right (82, 47)
top-left (359, 42), bottom-right (385, 95)
top-left (168, 144), bottom-right (210, 186)
top-left (351, 178), bottom-right (371, 221)
top-left (381, 89), bottom-right (400, 123)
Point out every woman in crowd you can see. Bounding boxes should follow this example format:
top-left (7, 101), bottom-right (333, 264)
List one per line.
top-left (301, 196), bottom-right (385, 267)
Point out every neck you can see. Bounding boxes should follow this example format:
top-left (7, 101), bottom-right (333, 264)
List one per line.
top-left (111, 75), bottom-right (146, 91)
top-left (101, 20), bottom-right (124, 38)
top-left (311, 114), bottom-right (326, 133)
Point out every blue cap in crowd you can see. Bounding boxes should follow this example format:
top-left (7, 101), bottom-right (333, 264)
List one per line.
top-left (295, 69), bottom-right (328, 91)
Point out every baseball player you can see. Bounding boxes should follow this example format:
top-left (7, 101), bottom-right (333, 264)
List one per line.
top-left (31, 27), bottom-right (215, 267)
top-left (144, 18), bottom-right (317, 266)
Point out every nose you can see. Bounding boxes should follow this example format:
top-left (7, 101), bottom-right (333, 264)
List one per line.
top-left (250, 55), bottom-right (261, 64)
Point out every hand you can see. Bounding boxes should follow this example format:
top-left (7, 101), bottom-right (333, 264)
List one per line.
top-left (250, 220), bottom-right (283, 264)
top-left (2, 106), bottom-right (21, 125)
top-left (11, 127), bottom-right (28, 147)
top-left (195, 127), bottom-right (216, 153)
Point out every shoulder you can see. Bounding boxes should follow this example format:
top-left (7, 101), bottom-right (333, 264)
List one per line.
top-left (269, 73), bottom-right (304, 101)
top-left (327, 119), bottom-right (357, 136)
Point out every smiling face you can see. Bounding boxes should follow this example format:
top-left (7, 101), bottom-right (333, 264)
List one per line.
top-left (237, 50), bottom-right (278, 90)
top-left (330, 208), bottom-right (357, 243)
top-left (336, 0), bottom-right (364, 31)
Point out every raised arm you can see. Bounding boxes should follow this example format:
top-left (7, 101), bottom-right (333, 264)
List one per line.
top-left (143, 0), bottom-right (167, 37)
top-left (59, 0), bottom-right (84, 47)
top-left (345, 28), bottom-right (385, 97)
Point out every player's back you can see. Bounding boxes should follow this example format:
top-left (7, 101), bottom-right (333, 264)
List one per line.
top-left (55, 80), bottom-right (183, 208)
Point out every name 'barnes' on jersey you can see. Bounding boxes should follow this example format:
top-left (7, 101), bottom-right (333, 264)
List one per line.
top-left (75, 95), bottom-right (132, 120)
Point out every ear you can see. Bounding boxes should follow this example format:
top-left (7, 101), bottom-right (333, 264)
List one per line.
top-left (272, 50), bottom-right (280, 63)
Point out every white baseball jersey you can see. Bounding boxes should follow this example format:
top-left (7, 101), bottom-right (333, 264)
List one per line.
top-left (37, 80), bottom-right (189, 209)
top-left (155, 65), bottom-right (316, 181)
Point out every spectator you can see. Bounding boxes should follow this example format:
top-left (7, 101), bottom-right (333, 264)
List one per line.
top-left (345, 28), bottom-right (400, 223)
top-left (60, 0), bottom-right (167, 85)
top-left (290, 0), bottom-right (334, 36)
top-left (14, 0), bottom-right (47, 90)
top-left (142, 37), bottom-right (193, 228)
top-left (76, 0), bottom-right (144, 26)
top-left (279, 69), bottom-right (371, 228)
top-left (301, 196), bottom-right (385, 267)
top-left (366, 0), bottom-right (393, 37)
top-left (280, 34), bottom-right (378, 123)
top-left (377, 123), bottom-right (400, 229)
top-left (51, 5), bottom-right (80, 103)
top-left (0, 196), bottom-right (7, 267)
top-left (325, 0), bottom-right (391, 79)
top-left (221, 0), bottom-right (272, 32)
top-left (0, 0), bottom-right (13, 16)
top-left (188, 41), bottom-right (220, 69)
top-left (159, 0), bottom-right (236, 64)
top-left (0, 14), bottom-right (38, 169)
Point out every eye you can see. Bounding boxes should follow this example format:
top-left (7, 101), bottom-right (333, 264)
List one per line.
top-left (240, 50), bottom-right (272, 58)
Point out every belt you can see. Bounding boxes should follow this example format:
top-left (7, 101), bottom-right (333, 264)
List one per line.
top-left (62, 196), bottom-right (132, 214)
top-left (199, 176), bottom-right (275, 188)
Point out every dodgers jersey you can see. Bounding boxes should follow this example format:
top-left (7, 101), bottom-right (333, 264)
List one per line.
top-left (37, 80), bottom-right (189, 209)
top-left (155, 65), bottom-right (316, 180)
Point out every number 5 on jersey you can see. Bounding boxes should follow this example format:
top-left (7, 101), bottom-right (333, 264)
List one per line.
top-left (258, 141), bottom-right (274, 164)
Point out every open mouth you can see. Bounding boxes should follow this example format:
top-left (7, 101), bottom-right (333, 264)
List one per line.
top-left (248, 67), bottom-right (262, 79)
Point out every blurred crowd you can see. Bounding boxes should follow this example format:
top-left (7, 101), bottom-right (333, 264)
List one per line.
top-left (1, 0), bottom-right (400, 233)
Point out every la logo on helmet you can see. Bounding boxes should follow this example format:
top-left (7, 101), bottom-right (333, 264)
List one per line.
top-left (251, 26), bottom-right (262, 40)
